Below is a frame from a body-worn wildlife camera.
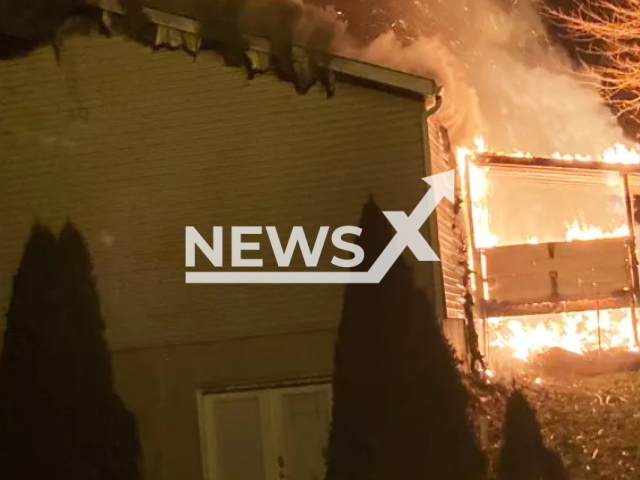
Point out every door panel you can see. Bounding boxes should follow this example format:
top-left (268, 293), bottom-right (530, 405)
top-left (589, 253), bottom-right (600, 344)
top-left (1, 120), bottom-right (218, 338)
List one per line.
top-left (199, 383), bottom-right (332, 480)
top-left (214, 397), bottom-right (267, 480)
top-left (280, 388), bottom-right (331, 480)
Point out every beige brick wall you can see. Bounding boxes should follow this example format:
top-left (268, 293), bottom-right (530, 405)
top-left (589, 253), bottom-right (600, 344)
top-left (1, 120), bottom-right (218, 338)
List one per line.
top-left (0, 33), bottom-right (436, 479)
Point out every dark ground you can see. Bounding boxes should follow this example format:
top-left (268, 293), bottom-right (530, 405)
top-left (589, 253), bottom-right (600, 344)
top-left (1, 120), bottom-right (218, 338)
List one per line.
top-left (469, 366), bottom-right (640, 479)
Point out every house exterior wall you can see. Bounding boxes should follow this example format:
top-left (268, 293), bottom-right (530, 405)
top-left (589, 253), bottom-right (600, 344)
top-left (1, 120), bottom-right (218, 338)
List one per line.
top-left (0, 33), bottom-right (436, 479)
top-left (427, 118), bottom-right (468, 360)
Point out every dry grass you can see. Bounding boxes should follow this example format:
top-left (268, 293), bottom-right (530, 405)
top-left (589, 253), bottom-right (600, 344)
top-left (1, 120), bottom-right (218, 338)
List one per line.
top-left (468, 366), bottom-right (640, 478)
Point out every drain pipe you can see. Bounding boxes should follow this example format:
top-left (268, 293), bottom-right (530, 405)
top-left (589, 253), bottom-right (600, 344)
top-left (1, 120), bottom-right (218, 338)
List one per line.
top-left (425, 92), bottom-right (443, 118)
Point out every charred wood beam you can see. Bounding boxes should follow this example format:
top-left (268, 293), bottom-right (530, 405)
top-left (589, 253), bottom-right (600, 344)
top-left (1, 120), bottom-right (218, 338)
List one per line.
top-left (473, 153), bottom-right (640, 174)
top-left (484, 293), bottom-right (633, 317)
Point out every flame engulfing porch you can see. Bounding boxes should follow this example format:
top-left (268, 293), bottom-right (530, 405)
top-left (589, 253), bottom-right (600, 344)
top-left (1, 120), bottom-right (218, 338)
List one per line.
top-left (456, 142), bottom-right (640, 371)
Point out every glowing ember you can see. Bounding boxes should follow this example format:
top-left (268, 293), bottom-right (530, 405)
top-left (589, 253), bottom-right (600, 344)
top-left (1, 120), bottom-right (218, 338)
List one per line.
top-left (468, 163), bottom-right (497, 248)
top-left (487, 310), bottom-right (638, 362)
top-left (480, 254), bottom-right (490, 300)
top-left (603, 143), bottom-right (640, 165)
top-left (564, 221), bottom-right (630, 242)
top-left (473, 137), bottom-right (486, 153)
top-left (458, 137), bottom-right (640, 166)
top-left (552, 152), bottom-right (592, 162)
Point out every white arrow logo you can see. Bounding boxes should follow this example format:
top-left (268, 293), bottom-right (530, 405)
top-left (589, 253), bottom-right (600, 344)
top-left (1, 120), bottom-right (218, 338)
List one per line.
top-left (186, 170), bottom-right (454, 284)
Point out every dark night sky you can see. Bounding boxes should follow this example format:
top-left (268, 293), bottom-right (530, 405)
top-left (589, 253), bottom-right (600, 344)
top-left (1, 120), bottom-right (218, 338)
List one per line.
top-left (311, 0), bottom-right (583, 51)
top-left (308, 0), bottom-right (593, 73)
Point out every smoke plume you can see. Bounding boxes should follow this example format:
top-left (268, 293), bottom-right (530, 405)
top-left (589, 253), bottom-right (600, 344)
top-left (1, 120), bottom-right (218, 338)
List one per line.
top-left (367, 0), bottom-right (629, 155)
top-left (230, 0), bottom-right (632, 155)
top-left (0, 0), bottom-right (632, 154)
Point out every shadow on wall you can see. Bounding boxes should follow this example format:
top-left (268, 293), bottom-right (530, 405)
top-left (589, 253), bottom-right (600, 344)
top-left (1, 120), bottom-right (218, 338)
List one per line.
top-left (326, 198), bottom-right (486, 480)
top-left (0, 220), bottom-right (141, 480)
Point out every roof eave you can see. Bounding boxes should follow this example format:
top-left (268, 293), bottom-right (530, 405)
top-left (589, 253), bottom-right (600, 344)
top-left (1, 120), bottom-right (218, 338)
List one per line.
top-left (89, 0), bottom-right (438, 97)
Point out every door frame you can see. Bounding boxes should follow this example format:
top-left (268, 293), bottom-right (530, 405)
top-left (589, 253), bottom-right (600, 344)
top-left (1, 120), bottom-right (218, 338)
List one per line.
top-left (196, 377), bottom-right (333, 480)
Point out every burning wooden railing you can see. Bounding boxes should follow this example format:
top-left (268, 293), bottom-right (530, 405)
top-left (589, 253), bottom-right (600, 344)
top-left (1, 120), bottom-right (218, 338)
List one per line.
top-left (456, 145), bottom-right (640, 367)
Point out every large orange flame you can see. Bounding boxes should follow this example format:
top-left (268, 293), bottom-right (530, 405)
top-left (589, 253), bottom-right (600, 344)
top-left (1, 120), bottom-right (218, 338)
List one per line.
top-left (459, 138), bottom-right (640, 364)
top-left (487, 310), bottom-right (638, 362)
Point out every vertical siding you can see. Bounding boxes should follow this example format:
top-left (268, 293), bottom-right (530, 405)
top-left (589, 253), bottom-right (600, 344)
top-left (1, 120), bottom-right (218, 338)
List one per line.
top-left (427, 118), bottom-right (468, 361)
top-left (428, 118), bottom-right (466, 320)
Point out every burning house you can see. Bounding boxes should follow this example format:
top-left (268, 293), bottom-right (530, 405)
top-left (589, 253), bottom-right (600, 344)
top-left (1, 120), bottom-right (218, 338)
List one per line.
top-left (5, 0), bottom-right (640, 477)
top-left (451, 142), bottom-right (640, 373)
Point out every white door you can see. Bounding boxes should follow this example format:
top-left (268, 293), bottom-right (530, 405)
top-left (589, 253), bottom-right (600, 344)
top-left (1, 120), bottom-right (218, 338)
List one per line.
top-left (277, 386), bottom-right (332, 480)
top-left (198, 384), bottom-right (332, 480)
